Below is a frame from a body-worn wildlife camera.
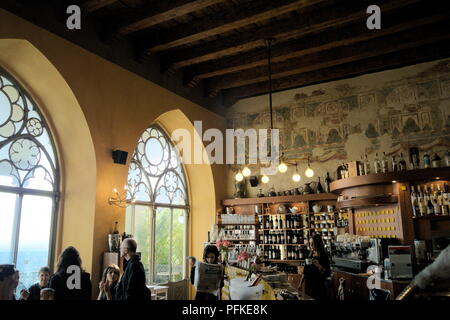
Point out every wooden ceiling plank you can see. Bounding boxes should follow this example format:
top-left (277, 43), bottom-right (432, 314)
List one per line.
top-left (206, 21), bottom-right (450, 94)
top-left (83, 0), bottom-right (118, 13)
top-left (222, 41), bottom-right (450, 104)
top-left (112, 0), bottom-right (227, 38)
top-left (140, 0), bottom-right (328, 54)
top-left (183, 6), bottom-right (450, 86)
top-left (161, 0), bottom-right (419, 71)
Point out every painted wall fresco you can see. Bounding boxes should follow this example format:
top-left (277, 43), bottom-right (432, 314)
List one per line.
top-left (226, 58), bottom-right (450, 198)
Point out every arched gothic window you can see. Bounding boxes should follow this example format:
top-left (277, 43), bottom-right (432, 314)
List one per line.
top-left (125, 125), bottom-right (188, 284)
top-left (0, 69), bottom-right (59, 288)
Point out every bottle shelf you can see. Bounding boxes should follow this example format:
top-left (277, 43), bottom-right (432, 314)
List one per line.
top-left (259, 228), bottom-right (308, 231)
top-left (330, 167), bottom-right (450, 193)
top-left (260, 243), bottom-right (307, 246)
top-left (413, 215), bottom-right (450, 221)
top-left (262, 259), bottom-right (305, 263)
top-left (218, 223), bottom-right (257, 226)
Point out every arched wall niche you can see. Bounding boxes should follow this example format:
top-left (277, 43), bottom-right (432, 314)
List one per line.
top-left (0, 39), bottom-right (97, 271)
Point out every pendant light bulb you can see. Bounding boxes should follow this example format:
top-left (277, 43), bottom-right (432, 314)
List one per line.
top-left (261, 175), bottom-right (270, 184)
top-left (235, 171), bottom-right (244, 182)
top-left (278, 162), bottom-right (288, 173)
top-left (242, 166), bottom-right (251, 177)
top-left (292, 173), bottom-right (301, 182)
top-left (305, 167), bottom-right (314, 178)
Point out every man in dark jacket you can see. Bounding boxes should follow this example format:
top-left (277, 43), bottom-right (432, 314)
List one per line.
top-left (116, 238), bottom-right (150, 301)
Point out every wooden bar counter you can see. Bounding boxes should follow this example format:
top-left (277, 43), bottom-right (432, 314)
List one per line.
top-left (222, 264), bottom-right (312, 300)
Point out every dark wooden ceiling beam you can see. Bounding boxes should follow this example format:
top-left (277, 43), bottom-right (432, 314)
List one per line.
top-left (222, 40), bottom-right (450, 106)
top-left (206, 21), bottom-right (450, 95)
top-left (160, 0), bottom-right (418, 71)
top-left (183, 4), bottom-right (449, 86)
top-left (83, 0), bottom-right (117, 13)
top-left (138, 0), bottom-right (328, 56)
top-left (109, 0), bottom-right (228, 39)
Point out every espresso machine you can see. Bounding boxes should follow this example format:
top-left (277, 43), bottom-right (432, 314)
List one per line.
top-left (331, 239), bottom-right (372, 272)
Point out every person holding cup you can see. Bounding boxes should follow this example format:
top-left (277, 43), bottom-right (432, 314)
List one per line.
top-left (303, 234), bottom-right (331, 300)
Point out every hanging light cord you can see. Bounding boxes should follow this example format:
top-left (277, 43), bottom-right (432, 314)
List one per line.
top-left (267, 39), bottom-right (274, 130)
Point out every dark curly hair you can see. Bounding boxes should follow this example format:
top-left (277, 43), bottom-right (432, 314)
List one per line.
top-left (56, 246), bottom-right (82, 274)
top-left (203, 245), bottom-right (220, 263)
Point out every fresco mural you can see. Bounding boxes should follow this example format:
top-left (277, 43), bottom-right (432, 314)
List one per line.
top-left (226, 58), bottom-right (450, 198)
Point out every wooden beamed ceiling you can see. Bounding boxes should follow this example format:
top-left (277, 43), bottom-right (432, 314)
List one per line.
top-left (80, 0), bottom-right (450, 108)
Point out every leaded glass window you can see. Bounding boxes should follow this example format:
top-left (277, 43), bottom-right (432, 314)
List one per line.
top-left (0, 68), bottom-right (59, 288)
top-left (125, 125), bottom-right (188, 284)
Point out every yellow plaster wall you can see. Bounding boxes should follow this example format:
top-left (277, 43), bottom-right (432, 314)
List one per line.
top-left (0, 9), bottom-right (227, 298)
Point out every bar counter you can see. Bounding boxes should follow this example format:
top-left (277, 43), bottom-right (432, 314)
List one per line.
top-left (222, 264), bottom-right (313, 300)
top-left (331, 268), bottom-right (410, 300)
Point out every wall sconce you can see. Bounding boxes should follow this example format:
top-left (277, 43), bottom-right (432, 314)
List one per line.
top-left (108, 185), bottom-right (136, 208)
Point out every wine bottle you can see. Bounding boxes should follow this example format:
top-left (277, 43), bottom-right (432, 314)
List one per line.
top-left (411, 186), bottom-right (418, 217)
top-left (392, 155), bottom-right (398, 172)
top-left (324, 172), bottom-right (332, 193)
top-left (374, 153), bottom-right (381, 174)
top-left (364, 154), bottom-right (371, 174)
top-left (423, 153), bottom-right (431, 168)
top-left (399, 153), bottom-right (407, 171)
top-left (316, 177), bottom-right (324, 194)
top-left (358, 155), bottom-right (365, 175)
top-left (381, 152), bottom-right (389, 173)
top-left (427, 198), bottom-right (434, 216)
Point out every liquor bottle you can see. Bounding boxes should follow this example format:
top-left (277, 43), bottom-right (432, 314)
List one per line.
top-left (392, 155), bottom-right (398, 172)
top-left (381, 152), bottom-right (389, 173)
top-left (270, 216), bottom-right (274, 229)
top-left (287, 232), bottom-right (291, 244)
top-left (358, 155), bottom-right (365, 175)
top-left (399, 153), bottom-right (407, 171)
top-left (280, 232), bottom-right (284, 244)
top-left (293, 232), bottom-right (298, 244)
top-left (433, 198), bottom-right (441, 216)
top-left (324, 172), bottom-right (332, 193)
top-left (336, 163), bottom-right (343, 180)
top-left (316, 177), bottom-right (324, 194)
top-left (364, 154), bottom-right (371, 174)
top-left (417, 186), bottom-right (425, 217)
top-left (442, 184), bottom-right (449, 215)
top-left (374, 153), bottom-right (381, 174)
top-left (427, 198), bottom-right (434, 216)
top-left (423, 153), bottom-right (431, 168)
top-left (340, 163), bottom-right (347, 179)
top-left (294, 248), bottom-right (299, 260)
top-left (410, 186), bottom-right (419, 217)
top-left (274, 216), bottom-right (278, 229)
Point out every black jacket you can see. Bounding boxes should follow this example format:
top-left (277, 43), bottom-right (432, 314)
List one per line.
top-left (115, 255), bottom-right (150, 301)
top-left (27, 283), bottom-right (45, 301)
top-left (49, 271), bottom-right (92, 300)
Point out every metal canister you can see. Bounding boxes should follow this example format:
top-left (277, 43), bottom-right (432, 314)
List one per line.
top-left (414, 240), bottom-right (426, 262)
